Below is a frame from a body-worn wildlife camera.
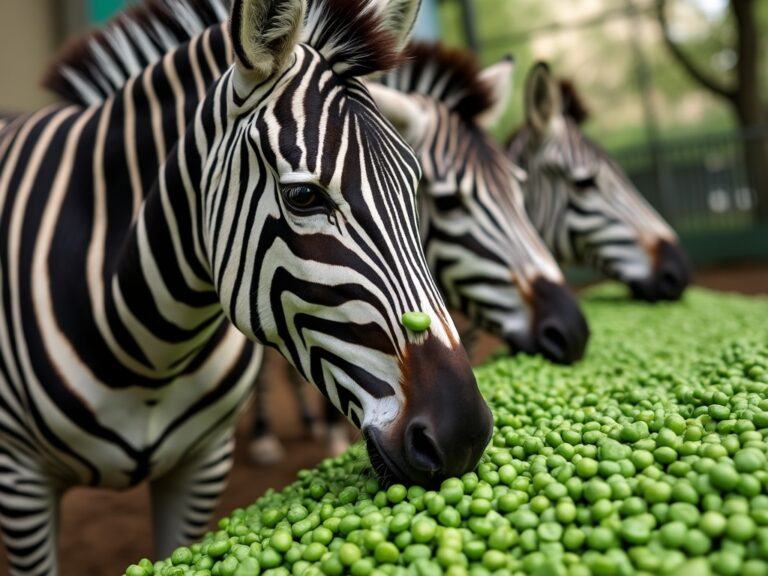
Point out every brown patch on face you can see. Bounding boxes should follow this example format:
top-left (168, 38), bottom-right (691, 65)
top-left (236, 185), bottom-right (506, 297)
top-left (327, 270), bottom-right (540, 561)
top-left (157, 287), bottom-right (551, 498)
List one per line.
top-left (513, 273), bottom-right (535, 307)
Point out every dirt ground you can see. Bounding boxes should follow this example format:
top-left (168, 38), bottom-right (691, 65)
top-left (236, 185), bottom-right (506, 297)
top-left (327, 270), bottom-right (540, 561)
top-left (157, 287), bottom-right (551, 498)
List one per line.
top-left (0, 263), bottom-right (766, 576)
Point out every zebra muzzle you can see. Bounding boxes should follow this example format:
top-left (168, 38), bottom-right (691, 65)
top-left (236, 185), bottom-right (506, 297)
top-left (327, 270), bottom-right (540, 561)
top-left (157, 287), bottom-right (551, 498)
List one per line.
top-left (365, 335), bottom-right (493, 487)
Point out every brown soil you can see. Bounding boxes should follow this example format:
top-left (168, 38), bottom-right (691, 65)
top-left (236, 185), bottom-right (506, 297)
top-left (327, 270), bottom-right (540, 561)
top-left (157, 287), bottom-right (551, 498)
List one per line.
top-left (0, 264), bottom-right (766, 576)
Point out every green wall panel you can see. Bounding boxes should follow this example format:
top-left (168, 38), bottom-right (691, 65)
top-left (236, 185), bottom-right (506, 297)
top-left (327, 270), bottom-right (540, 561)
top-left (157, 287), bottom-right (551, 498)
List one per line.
top-left (90, 0), bottom-right (128, 23)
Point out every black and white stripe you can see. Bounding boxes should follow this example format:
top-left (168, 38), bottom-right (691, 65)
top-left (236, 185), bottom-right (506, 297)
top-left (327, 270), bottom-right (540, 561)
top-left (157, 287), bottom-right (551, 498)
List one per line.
top-left (0, 0), bottom-right (493, 573)
top-left (507, 63), bottom-right (690, 302)
top-left (374, 44), bottom-right (589, 362)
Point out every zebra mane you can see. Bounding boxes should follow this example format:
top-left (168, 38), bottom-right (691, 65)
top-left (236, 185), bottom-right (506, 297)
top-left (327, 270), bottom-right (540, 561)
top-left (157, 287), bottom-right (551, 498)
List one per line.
top-left (302, 0), bottom-right (402, 78)
top-left (44, 0), bottom-right (402, 107)
top-left (559, 79), bottom-right (590, 125)
top-left (381, 42), bottom-right (493, 121)
top-left (43, 0), bottom-right (230, 107)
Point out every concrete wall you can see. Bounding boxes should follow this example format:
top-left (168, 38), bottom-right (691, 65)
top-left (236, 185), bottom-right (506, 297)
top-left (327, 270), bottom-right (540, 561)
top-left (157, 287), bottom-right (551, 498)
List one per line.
top-left (0, 0), bottom-right (90, 112)
top-left (0, 1), bottom-right (65, 111)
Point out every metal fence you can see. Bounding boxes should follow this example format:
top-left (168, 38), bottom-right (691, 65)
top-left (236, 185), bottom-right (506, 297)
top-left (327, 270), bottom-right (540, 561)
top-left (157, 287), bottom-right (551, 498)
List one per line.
top-left (613, 128), bottom-right (768, 265)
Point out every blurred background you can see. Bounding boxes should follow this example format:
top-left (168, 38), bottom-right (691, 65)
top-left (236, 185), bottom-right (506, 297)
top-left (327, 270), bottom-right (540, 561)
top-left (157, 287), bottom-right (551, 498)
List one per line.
top-left (3, 0), bottom-right (768, 266)
top-left (0, 1), bottom-right (766, 574)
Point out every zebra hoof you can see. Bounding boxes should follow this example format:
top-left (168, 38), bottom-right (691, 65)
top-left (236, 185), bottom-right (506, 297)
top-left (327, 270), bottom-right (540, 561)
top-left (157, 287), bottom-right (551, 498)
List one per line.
top-left (327, 424), bottom-right (350, 457)
top-left (248, 434), bottom-right (285, 466)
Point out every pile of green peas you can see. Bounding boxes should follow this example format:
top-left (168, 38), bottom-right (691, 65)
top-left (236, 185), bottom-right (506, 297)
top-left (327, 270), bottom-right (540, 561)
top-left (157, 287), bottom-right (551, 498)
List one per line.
top-left (126, 287), bottom-right (768, 576)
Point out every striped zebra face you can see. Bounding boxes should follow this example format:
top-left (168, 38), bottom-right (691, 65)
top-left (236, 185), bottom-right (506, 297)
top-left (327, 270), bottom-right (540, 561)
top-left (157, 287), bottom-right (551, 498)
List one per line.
top-left (210, 0), bottom-right (492, 485)
top-left (509, 63), bottom-right (691, 302)
top-left (369, 47), bottom-right (589, 364)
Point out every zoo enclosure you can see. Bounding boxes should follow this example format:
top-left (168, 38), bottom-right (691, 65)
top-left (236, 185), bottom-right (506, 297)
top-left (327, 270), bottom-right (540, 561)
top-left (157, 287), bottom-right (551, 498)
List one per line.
top-left (443, 0), bottom-right (768, 266)
top-left (614, 126), bottom-right (768, 264)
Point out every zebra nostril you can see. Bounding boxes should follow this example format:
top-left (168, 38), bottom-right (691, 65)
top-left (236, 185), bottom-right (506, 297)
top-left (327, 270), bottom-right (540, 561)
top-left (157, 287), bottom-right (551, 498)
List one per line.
top-left (529, 277), bottom-right (590, 364)
top-left (404, 421), bottom-right (443, 474)
top-left (536, 320), bottom-right (570, 364)
top-left (658, 267), bottom-right (686, 299)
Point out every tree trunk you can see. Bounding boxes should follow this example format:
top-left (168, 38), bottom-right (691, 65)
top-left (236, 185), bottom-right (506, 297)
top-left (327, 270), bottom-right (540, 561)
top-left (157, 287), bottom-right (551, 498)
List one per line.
top-left (731, 0), bottom-right (768, 221)
top-left (657, 0), bottom-right (768, 222)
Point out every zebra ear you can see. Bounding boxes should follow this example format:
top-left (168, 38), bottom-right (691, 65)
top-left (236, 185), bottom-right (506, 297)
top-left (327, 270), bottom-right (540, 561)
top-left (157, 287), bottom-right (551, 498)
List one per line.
top-left (373, 0), bottom-right (422, 51)
top-left (230, 0), bottom-right (305, 88)
top-left (525, 62), bottom-right (562, 136)
top-left (366, 83), bottom-right (425, 143)
top-left (476, 56), bottom-right (516, 130)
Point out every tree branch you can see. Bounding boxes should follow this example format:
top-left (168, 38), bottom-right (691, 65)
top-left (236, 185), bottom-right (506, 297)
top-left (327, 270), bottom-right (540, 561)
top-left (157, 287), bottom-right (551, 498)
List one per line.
top-left (654, 0), bottom-right (737, 102)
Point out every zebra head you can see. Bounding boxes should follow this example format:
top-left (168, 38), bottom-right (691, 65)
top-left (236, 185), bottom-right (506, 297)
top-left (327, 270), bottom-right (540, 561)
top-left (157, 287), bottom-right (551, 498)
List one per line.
top-left (368, 45), bottom-right (589, 364)
top-left (508, 63), bottom-right (691, 302)
top-left (208, 0), bottom-right (491, 483)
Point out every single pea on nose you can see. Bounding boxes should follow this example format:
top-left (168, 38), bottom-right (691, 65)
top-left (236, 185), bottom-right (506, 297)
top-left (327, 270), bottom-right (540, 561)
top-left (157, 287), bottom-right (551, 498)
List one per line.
top-left (401, 311), bottom-right (431, 332)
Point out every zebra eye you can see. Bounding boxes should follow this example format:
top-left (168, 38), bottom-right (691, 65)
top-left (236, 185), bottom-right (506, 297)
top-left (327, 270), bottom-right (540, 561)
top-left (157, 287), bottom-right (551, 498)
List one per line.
top-left (432, 194), bottom-right (464, 213)
top-left (282, 184), bottom-right (329, 215)
top-left (573, 176), bottom-right (598, 190)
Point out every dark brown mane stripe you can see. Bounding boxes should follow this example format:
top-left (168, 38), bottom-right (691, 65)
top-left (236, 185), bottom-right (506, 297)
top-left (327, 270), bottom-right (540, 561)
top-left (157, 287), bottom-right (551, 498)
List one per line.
top-left (44, 0), bottom-right (403, 106)
top-left (384, 42), bottom-right (494, 121)
top-left (558, 79), bottom-right (590, 125)
top-left (43, 0), bottom-right (230, 106)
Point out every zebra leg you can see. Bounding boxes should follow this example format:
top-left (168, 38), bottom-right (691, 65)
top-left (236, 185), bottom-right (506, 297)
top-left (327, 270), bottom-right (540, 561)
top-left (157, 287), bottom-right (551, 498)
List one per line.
top-left (287, 367), bottom-right (318, 438)
top-left (247, 370), bottom-right (285, 466)
top-left (322, 399), bottom-right (350, 457)
top-left (150, 436), bottom-right (234, 558)
top-left (0, 452), bottom-right (61, 576)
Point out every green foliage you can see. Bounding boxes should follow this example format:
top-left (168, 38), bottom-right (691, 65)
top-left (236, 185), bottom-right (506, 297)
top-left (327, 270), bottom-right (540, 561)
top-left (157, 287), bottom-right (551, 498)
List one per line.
top-left (436, 0), bottom-right (768, 151)
top-left (127, 286), bottom-right (768, 576)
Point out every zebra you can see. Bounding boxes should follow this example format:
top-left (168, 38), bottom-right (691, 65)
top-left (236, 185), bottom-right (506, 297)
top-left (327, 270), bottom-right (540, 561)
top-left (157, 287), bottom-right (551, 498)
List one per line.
top-left (247, 45), bottom-right (596, 466)
top-left (47, 12), bottom-right (591, 466)
top-left (0, 0), bottom-right (494, 573)
top-left (507, 63), bottom-right (691, 301)
top-left (371, 43), bottom-right (589, 363)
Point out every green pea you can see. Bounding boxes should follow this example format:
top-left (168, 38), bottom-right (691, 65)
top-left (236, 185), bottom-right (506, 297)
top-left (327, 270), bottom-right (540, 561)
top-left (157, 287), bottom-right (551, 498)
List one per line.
top-left (734, 448), bottom-right (766, 472)
top-left (374, 542), bottom-right (399, 564)
top-left (208, 540), bottom-right (231, 559)
top-left (302, 543), bottom-right (326, 562)
top-left (401, 312), bottom-right (431, 332)
top-left (410, 517), bottom-right (436, 543)
top-left (575, 458), bottom-right (599, 478)
top-left (660, 521), bottom-right (687, 548)
top-left (481, 550), bottom-right (506, 571)
top-left (709, 463), bottom-right (740, 491)
top-left (313, 527), bottom-right (334, 545)
top-left (562, 526), bottom-right (585, 551)
top-left (321, 556), bottom-right (344, 576)
top-left (726, 513), bottom-right (756, 542)
top-left (270, 530), bottom-right (293, 553)
top-left (587, 527), bottom-right (615, 551)
top-left (438, 507), bottom-right (461, 528)
top-left (631, 450), bottom-right (654, 470)
top-left (682, 529), bottom-right (710, 556)
top-left (338, 543), bottom-right (362, 566)
top-left (171, 547), bottom-right (193, 566)
top-left (403, 544), bottom-right (431, 563)
top-left (619, 516), bottom-right (651, 545)
top-left (351, 559), bottom-right (375, 576)
top-left (700, 511), bottom-right (727, 537)
top-left (426, 495), bottom-right (446, 516)
top-left (260, 549), bottom-right (282, 569)
top-left (386, 485), bottom-right (407, 505)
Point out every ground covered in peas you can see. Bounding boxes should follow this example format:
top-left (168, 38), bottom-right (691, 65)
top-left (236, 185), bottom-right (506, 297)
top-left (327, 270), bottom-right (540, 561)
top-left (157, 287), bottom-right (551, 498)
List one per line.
top-left (126, 286), bottom-right (768, 576)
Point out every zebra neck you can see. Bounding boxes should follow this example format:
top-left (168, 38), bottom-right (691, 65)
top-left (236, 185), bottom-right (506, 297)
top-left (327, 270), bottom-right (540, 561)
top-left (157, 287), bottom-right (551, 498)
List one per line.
top-left (88, 25), bottom-right (234, 378)
top-left (109, 128), bottom-right (224, 377)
